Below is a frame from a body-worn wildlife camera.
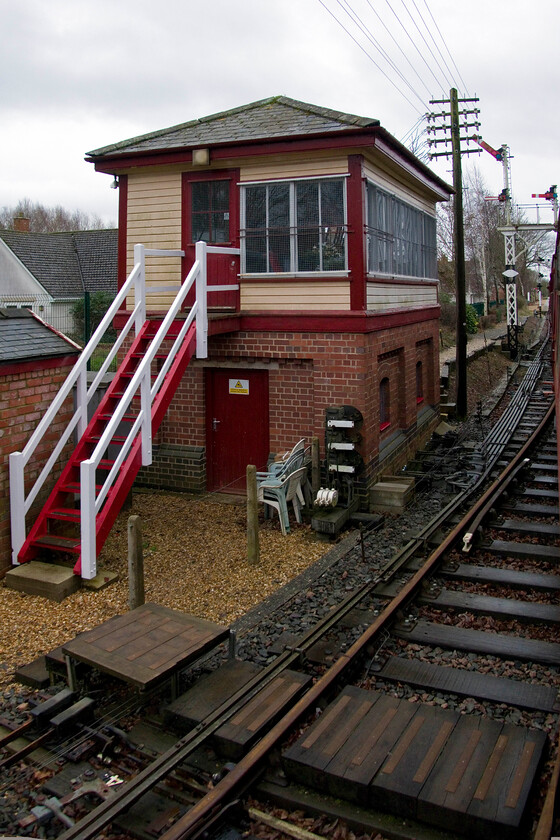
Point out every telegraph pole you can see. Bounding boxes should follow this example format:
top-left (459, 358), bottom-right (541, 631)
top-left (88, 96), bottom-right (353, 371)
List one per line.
top-left (427, 90), bottom-right (481, 420)
top-left (450, 89), bottom-right (467, 419)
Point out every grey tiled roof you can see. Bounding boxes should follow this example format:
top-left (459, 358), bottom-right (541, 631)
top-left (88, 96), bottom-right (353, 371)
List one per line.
top-left (0, 308), bottom-right (79, 363)
top-left (87, 96), bottom-right (380, 157)
top-left (0, 229), bottom-right (117, 299)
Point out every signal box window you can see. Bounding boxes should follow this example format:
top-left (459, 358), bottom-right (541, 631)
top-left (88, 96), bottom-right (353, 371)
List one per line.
top-left (191, 181), bottom-right (230, 243)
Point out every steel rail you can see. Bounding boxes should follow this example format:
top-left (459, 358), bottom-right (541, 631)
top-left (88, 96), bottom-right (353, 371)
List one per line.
top-left (60, 340), bottom-right (554, 840)
top-left (158, 384), bottom-right (557, 840)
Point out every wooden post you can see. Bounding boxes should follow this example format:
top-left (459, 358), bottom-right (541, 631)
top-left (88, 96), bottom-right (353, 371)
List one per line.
top-left (128, 515), bottom-right (145, 610)
top-left (311, 437), bottom-right (320, 499)
top-left (247, 464), bottom-right (260, 566)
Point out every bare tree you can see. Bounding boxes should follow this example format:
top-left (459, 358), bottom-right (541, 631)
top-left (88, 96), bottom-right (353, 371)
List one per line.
top-left (0, 199), bottom-right (110, 232)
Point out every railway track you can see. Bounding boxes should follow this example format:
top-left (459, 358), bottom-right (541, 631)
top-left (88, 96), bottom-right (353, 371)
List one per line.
top-left (0, 340), bottom-right (558, 840)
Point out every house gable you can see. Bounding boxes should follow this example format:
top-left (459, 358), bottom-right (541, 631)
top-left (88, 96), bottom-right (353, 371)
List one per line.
top-left (0, 237), bottom-right (50, 299)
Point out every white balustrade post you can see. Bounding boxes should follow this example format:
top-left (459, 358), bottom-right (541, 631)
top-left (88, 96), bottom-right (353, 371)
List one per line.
top-left (76, 367), bottom-right (88, 438)
top-left (140, 370), bottom-right (152, 465)
top-left (134, 243), bottom-right (146, 335)
top-left (80, 459), bottom-right (97, 580)
top-left (195, 241), bottom-right (208, 359)
top-left (9, 452), bottom-right (26, 564)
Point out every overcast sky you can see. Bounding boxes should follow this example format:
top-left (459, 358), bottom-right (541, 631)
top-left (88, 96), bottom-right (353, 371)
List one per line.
top-left (2, 0), bottom-right (558, 242)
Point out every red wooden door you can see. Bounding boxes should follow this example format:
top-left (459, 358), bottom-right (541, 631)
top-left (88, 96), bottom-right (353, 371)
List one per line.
top-left (206, 369), bottom-right (269, 492)
top-left (182, 170), bottom-right (240, 310)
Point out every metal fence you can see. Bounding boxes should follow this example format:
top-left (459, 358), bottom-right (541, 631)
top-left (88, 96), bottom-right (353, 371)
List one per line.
top-left (0, 293), bottom-right (117, 371)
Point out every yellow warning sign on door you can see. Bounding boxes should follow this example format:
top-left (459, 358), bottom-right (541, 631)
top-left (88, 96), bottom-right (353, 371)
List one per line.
top-left (229, 378), bottom-right (249, 395)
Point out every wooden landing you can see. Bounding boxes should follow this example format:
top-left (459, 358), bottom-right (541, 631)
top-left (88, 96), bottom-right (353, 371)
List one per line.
top-left (166, 660), bottom-right (311, 759)
top-left (283, 686), bottom-right (546, 839)
top-left (62, 603), bottom-right (229, 690)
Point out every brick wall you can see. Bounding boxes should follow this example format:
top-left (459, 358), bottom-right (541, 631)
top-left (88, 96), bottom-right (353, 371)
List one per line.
top-left (141, 317), bottom-right (440, 502)
top-left (0, 359), bottom-right (77, 572)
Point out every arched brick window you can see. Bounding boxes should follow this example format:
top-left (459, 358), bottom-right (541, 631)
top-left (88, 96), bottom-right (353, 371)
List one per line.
top-left (416, 361), bottom-right (424, 404)
top-left (379, 377), bottom-right (390, 431)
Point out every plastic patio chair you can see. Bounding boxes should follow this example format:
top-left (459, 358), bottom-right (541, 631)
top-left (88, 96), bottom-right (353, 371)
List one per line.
top-left (256, 438), bottom-right (306, 484)
top-left (257, 466), bottom-right (308, 535)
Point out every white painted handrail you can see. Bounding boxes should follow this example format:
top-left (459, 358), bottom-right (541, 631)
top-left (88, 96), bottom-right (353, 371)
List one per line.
top-left (10, 241), bottom-right (240, 579)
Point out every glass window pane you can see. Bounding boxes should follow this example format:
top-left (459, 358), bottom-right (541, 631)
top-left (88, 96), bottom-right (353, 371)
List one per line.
top-left (268, 231), bottom-right (291, 271)
top-left (297, 182), bottom-right (319, 271)
top-left (192, 182), bottom-right (209, 213)
top-left (320, 180), bottom-right (344, 226)
top-left (212, 181), bottom-right (230, 211)
top-left (211, 212), bottom-right (228, 243)
top-left (269, 184), bottom-right (290, 227)
top-left (245, 233), bottom-right (267, 273)
top-left (297, 181), bottom-right (319, 227)
top-left (245, 186), bottom-right (266, 230)
top-left (192, 218), bottom-right (210, 242)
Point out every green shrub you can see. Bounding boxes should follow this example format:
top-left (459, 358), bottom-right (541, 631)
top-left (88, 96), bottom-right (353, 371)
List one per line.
top-left (71, 292), bottom-right (116, 343)
top-left (465, 304), bottom-right (479, 334)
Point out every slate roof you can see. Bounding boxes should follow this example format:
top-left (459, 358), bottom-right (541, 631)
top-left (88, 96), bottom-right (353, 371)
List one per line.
top-left (0, 229), bottom-right (117, 299)
top-left (0, 308), bottom-right (80, 364)
top-left (87, 96), bottom-right (381, 158)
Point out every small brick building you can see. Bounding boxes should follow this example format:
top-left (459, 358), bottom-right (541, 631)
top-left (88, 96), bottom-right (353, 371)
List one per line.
top-left (86, 96), bottom-right (452, 503)
top-left (0, 309), bottom-right (79, 571)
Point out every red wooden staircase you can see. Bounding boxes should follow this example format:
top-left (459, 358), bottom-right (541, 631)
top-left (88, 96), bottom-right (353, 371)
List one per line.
top-left (9, 242), bottom-right (240, 579)
top-left (18, 319), bottom-right (197, 575)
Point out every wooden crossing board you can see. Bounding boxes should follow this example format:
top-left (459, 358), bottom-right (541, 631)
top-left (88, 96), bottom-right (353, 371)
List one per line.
top-left (62, 603), bottom-right (229, 690)
top-left (166, 660), bottom-right (311, 758)
top-left (214, 669), bottom-right (311, 758)
top-left (283, 686), bottom-right (546, 839)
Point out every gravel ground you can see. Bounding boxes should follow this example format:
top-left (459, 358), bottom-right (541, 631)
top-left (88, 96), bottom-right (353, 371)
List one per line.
top-left (0, 496), bottom-right (331, 691)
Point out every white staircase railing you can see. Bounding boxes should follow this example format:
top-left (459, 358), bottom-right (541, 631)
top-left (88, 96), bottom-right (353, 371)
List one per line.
top-left (10, 242), bottom-right (240, 578)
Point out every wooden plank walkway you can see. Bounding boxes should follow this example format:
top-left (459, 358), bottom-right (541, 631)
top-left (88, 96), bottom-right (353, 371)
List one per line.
top-left (393, 620), bottom-right (560, 665)
top-left (379, 656), bottom-right (559, 712)
top-left (62, 603), bottom-right (229, 690)
top-left (283, 686), bottom-right (545, 839)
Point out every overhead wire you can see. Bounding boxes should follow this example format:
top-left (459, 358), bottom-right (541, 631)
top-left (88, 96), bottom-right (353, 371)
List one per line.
top-left (336, 0), bottom-right (429, 108)
top-left (411, 0), bottom-right (459, 91)
top-left (316, 0), bottom-right (425, 114)
top-left (315, 0), bottom-right (471, 161)
top-left (421, 0), bottom-right (470, 95)
top-left (363, 0), bottom-right (434, 98)
top-left (382, 0), bottom-right (448, 92)
top-left (399, 0), bottom-right (455, 90)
